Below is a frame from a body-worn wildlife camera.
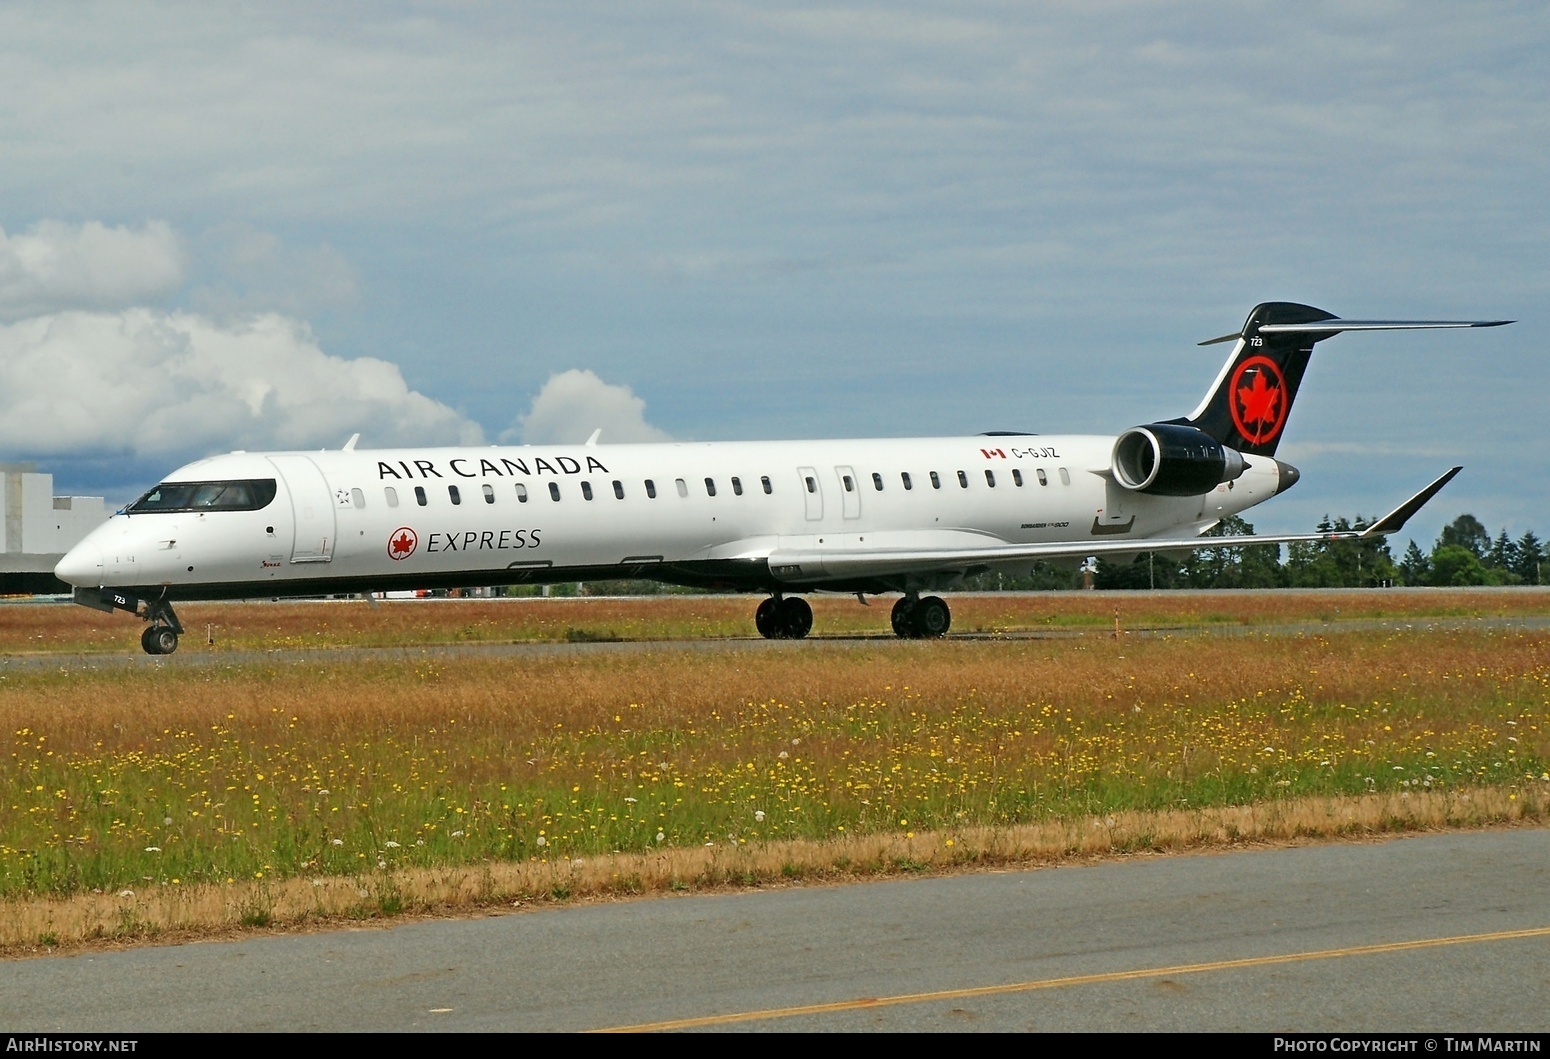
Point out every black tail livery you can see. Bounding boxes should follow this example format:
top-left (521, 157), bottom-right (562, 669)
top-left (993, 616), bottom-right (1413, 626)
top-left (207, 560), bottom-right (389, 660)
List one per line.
top-left (1174, 302), bottom-right (1511, 458)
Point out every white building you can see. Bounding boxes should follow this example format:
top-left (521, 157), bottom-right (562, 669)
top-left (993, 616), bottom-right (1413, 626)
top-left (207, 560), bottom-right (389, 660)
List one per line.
top-left (1, 463), bottom-right (108, 592)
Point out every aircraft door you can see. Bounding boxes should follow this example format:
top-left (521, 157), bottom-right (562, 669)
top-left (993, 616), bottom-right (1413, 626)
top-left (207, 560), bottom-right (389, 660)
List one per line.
top-left (797, 466), bottom-right (823, 521)
top-left (834, 465), bottom-right (861, 519)
top-left (267, 455), bottom-right (336, 562)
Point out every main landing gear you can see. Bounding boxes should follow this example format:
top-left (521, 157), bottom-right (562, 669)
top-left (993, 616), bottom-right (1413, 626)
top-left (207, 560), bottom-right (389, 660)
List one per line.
top-left (139, 600), bottom-right (184, 655)
top-left (891, 593), bottom-right (951, 639)
top-left (755, 595), bottom-right (813, 640)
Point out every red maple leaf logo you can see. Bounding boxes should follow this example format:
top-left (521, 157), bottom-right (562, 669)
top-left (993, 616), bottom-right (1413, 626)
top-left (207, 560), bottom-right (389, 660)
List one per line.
top-left (1228, 356), bottom-right (1288, 445)
top-left (1237, 370), bottom-right (1280, 428)
top-left (388, 528), bottom-right (418, 560)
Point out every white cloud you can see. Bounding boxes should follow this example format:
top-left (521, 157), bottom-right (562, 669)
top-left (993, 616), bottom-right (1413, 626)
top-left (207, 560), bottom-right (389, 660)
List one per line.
top-left (505, 369), bottom-right (671, 445)
top-left (0, 221), bottom-right (184, 320)
top-left (0, 309), bottom-right (482, 460)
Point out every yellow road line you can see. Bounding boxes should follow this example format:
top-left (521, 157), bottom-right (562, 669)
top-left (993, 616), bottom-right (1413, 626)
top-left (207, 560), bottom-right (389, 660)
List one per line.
top-left (592, 924), bottom-right (1550, 1032)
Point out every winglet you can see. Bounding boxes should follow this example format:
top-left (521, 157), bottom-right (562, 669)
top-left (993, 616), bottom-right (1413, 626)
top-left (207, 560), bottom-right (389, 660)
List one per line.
top-left (343, 433), bottom-right (360, 452)
top-left (1358, 466), bottom-right (1463, 537)
top-left (585, 428), bottom-right (602, 447)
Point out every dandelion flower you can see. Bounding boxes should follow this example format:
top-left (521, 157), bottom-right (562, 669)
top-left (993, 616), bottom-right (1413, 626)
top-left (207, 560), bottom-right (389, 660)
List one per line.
top-left (754, 810), bottom-right (765, 823)
top-left (144, 846), bottom-right (161, 853)
top-left (451, 830), bottom-right (465, 838)
top-left (331, 838), bottom-right (344, 846)
top-left (384, 841), bottom-right (400, 848)
top-left (535, 836), bottom-right (547, 847)
top-left (656, 832), bottom-right (665, 843)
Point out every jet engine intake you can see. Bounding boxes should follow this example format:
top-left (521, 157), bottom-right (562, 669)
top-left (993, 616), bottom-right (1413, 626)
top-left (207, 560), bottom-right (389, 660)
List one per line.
top-left (1112, 423), bottom-right (1246, 496)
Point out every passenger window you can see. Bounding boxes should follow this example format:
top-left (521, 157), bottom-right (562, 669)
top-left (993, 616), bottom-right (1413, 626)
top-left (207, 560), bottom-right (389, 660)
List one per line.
top-left (613, 480), bottom-right (625, 499)
top-left (581, 481), bottom-right (594, 500)
top-left (351, 488), bottom-right (365, 509)
top-left (761, 476), bottom-right (772, 494)
top-left (872, 472), bottom-right (883, 491)
top-left (1013, 469), bottom-right (1024, 487)
top-left (842, 475), bottom-right (854, 492)
top-left (985, 470), bottom-right (996, 488)
top-left (482, 483), bottom-right (495, 504)
top-left (516, 483), bottom-right (529, 502)
top-left (930, 471), bottom-right (941, 489)
top-left (1059, 468), bottom-right (1071, 485)
top-left (704, 478), bottom-right (716, 497)
top-left (957, 470), bottom-right (968, 488)
top-left (548, 482), bottom-right (561, 501)
top-left (414, 486), bottom-right (427, 506)
top-left (645, 479), bottom-right (657, 499)
top-left (385, 486), bottom-right (399, 508)
top-left (902, 472), bottom-right (913, 490)
top-left (675, 478), bottom-right (688, 498)
top-left (731, 477), bottom-right (743, 496)
top-left (448, 485), bottom-right (462, 505)
top-left (1037, 469), bottom-right (1048, 486)
top-left (805, 476), bottom-right (817, 493)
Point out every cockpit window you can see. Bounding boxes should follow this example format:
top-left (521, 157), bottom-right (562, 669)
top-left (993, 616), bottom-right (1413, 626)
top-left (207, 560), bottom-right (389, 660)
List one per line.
top-left (128, 479), bottom-right (278, 513)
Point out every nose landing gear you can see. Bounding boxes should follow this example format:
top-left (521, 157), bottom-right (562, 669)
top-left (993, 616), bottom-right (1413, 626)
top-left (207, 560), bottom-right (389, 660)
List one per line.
top-left (890, 593), bottom-right (951, 639)
top-left (755, 595), bottom-right (813, 639)
top-left (140, 601), bottom-right (184, 655)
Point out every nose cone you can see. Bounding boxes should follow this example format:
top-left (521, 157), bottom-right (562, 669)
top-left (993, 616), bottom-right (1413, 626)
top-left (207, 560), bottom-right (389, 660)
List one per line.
top-left (55, 540), bottom-right (104, 587)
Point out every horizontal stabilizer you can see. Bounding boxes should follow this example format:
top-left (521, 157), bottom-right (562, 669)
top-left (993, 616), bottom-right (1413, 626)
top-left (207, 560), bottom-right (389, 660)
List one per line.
top-left (1259, 320), bottom-right (1513, 334)
top-left (1202, 318), bottom-right (1512, 345)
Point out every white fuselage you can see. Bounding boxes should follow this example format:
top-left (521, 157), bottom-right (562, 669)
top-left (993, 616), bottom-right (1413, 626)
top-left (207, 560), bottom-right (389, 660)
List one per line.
top-left (55, 434), bottom-right (1285, 599)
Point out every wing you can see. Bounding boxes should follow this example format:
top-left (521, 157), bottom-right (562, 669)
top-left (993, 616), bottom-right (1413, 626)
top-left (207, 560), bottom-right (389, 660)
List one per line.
top-left (762, 467), bottom-right (1460, 585)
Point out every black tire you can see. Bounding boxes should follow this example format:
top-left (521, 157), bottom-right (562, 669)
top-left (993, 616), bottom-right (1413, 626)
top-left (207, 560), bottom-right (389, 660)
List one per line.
top-left (151, 626), bottom-right (179, 655)
top-left (755, 597), bottom-right (779, 639)
top-left (890, 597), bottom-right (915, 638)
top-left (914, 596), bottom-right (951, 638)
top-left (779, 596), bottom-right (813, 639)
top-left (141, 626), bottom-right (163, 655)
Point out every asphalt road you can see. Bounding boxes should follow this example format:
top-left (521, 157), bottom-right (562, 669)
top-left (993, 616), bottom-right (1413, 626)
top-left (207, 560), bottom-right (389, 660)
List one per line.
top-left (5, 829), bottom-right (1548, 1032)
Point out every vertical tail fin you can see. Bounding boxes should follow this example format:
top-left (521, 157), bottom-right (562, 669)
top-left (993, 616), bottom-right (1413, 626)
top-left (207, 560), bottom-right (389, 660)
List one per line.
top-left (1176, 303), bottom-right (1511, 458)
top-left (1177, 301), bottom-right (1335, 458)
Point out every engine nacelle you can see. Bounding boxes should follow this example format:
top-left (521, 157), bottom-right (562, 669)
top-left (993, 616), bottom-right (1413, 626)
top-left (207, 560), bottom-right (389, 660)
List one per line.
top-left (1112, 423), bottom-right (1246, 496)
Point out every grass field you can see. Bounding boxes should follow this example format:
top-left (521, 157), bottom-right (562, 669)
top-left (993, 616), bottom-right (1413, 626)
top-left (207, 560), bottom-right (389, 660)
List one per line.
top-left (2, 593), bottom-right (1547, 952)
top-left (1, 586), bottom-right (1548, 654)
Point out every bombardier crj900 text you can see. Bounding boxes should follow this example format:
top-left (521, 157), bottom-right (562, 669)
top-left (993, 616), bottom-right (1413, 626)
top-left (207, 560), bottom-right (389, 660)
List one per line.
top-left (55, 302), bottom-right (1510, 654)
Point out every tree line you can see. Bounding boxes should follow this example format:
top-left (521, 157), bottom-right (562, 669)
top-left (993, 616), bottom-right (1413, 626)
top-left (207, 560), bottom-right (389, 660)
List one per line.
top-left (1083, 512), bottom-right (1544, 590)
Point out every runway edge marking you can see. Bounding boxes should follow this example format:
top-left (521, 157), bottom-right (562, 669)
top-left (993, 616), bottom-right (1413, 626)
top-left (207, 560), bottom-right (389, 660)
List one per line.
top-left (591, 924), bottom-right (1550, 1032)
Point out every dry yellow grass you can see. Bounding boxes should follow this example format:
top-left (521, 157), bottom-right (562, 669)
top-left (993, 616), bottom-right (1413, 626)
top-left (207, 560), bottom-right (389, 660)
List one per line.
top-left (2, 611), bottom-right (1546, 954)
top-left (0, 587), bottom-right (1547, 654)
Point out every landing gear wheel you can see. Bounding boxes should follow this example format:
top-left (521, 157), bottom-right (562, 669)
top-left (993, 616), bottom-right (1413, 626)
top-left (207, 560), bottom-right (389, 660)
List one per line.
top-left (778, 596), bottom-right (813, 639)
top-left (141, 625), bottom-right (179, 655)
top-left (914, 596), bottom-right (951, 638)
top-left (755, 597), bottom-right (780, 639)
top-left (891, 597), bottom-right (915, 638)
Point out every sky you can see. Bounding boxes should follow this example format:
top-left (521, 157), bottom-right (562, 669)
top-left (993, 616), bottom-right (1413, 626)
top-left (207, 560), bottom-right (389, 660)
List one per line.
top-left (0, 1), bottom-right (1544, 553)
